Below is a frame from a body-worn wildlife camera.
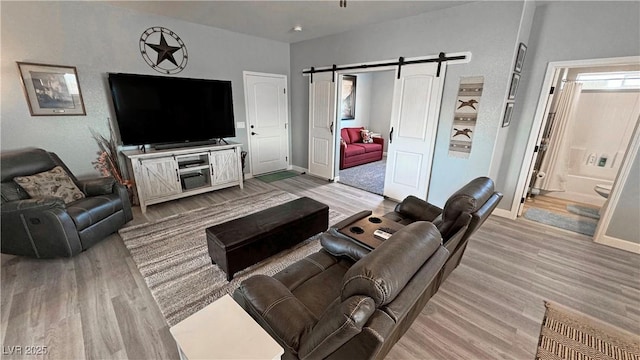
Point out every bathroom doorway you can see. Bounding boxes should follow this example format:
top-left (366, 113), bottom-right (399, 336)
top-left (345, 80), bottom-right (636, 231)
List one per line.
top-left (521, 63), bottom-right (640, 236)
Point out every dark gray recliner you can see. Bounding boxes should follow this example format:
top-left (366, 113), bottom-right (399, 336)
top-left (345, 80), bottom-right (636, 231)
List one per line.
top-left (383, 177), bottom-right (503, 281)
top-left (234, 221), bottom-right (448, 360)
top-left (1, 148), bottom-right (133, 258)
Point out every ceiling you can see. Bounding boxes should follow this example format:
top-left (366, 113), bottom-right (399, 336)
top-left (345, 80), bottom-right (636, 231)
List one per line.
top-left (105, 1), bottom-right (472, 43)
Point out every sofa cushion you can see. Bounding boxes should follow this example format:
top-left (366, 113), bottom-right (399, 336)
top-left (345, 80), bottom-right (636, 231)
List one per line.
top-left (345, 127), bottom-right (364, 143)
top-left (361, 130), bottom-right (373, 143)
top-left (14, 166), bottom-right (85, 204)
top-left (66, 193), bottom-right (124, 230)
top-left (343, 144), bottom-right (366, 157)
top-left (358, 143), bottom-right (383, 153)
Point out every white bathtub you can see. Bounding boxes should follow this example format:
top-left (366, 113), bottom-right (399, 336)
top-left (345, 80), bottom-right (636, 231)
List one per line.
top-left (545, 174), bottom-right (612, 206)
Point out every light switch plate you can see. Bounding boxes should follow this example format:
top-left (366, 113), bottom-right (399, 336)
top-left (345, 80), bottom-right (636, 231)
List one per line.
top-left (237, 122), bottom-right (245, 129)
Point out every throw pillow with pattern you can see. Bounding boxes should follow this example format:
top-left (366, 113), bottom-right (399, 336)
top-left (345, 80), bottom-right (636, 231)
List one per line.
top-left (361, 130), bottom-right (373, 143)
top-left (14, 166), bottom-right (85, 204)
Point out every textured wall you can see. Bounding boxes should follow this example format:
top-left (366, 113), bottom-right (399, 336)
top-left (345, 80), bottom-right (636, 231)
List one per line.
top-left (606, 145), bottom-right (640, 243)
top-left (496, 1), bottom-right (640, 209)
top-left (291, 1), bottom-right (523, 206)
top-left (1, 1), bottom-right (290, 177)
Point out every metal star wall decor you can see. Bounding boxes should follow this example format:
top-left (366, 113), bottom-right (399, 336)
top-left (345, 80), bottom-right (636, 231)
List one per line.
top-left (139, 27), bottom-right (188, 74)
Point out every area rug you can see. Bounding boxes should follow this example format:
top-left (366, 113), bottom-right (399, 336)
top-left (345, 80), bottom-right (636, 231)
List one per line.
top-left (255, 170), bottom-right (300, 183)
top-left (566, 204), bottom-right (601, 220)
top-left (338, 159), bottom-right (386, 195)
top-left (118, 189), bottom-right (345, 326)
top-left (524, 207), bottom-right (598, 236)
top-left (536, 301), bottom-right (640, 360)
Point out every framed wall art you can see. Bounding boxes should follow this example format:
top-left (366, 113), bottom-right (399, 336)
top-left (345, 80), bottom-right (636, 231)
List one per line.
top-left (17, 62), bottom-right (86, 116)
top-left (341, 75), bottom-right (357, 120)
top-left (508, 73), bottom-right (520, 100)
top-left (514, 43), bottom-right (527, 73)
top-left (502, 102), bottom-right (514, 127)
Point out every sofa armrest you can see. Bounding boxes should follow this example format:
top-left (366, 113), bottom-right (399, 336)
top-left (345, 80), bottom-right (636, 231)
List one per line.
top-left (331, 210), bottom-right (372, 230)
top-left (234, 275), bottom-right (317, 354)
top-left (299, 296), bottom-right (375, 360)
top-left (321, 228), bottom-right (371, 261)
top-left (373, 136), bottom-right (384, 145)
top-left (78, 177), bottom-right (116, 196)
top-left (1, 198), bottom-right (82, 258)
top-left (395, 195), bottom-right (442, 221)
top-left (1, 197), bottom-right (65, 212)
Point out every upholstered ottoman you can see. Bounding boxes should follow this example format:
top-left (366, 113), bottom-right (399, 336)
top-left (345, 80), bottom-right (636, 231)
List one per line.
top-left (206, 197), bottom-right (329, 281)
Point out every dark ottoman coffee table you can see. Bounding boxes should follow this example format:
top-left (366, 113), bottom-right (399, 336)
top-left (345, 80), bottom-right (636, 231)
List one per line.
top-left (206, 197), bottom-right (329, 281)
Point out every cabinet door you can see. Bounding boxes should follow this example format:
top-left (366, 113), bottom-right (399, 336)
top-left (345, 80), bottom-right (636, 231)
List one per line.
top-left (138, 157), bottom-right (181, 200)
top-left (210, 149), bottom-right (239, 185)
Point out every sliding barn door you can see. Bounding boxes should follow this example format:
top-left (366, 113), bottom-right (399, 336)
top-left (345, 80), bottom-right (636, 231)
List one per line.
top-left (308, 72), bottom-right (337, 180)
top-left (383, 63), bottom-right (446, 201)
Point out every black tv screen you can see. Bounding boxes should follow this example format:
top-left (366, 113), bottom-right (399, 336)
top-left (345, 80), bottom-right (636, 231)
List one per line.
top-left (108, 73), bottom-right (235, 146)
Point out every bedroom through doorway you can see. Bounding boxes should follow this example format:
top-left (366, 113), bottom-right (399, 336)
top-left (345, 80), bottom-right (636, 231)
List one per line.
top-left (337, 70), bottom-right (394, 195)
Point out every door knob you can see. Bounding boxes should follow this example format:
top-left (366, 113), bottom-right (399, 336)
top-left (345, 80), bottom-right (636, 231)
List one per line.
top-left (251, 132), bottom-right (259, 135)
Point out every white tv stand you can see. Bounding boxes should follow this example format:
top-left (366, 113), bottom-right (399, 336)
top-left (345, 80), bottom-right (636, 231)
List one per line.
top-left (122, 143), bottom-right (243, 213)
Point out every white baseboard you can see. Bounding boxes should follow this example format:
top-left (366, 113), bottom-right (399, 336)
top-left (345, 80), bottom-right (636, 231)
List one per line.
top-left (291, 165), bottom-right (307, 174)
top-left (594, 234), bottom-right (640, 254)
top-left (493, 208), bottom-right (515, 219)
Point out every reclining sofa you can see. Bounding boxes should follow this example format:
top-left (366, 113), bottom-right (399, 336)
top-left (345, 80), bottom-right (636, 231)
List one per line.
top-left (1, 148), bottom-right (133, 258)
top-left (234, 221), bottom-right (448, 360)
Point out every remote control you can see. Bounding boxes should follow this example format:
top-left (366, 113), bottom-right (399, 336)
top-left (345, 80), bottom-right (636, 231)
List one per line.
top-left (373, 229), bottom-right (392, 240)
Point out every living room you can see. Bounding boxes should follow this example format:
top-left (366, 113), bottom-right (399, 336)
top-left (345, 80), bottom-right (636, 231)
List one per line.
top-left (1, 1), bottom-right (639, 359)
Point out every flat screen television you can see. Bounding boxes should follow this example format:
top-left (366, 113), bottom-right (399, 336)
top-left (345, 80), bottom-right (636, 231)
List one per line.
top-left (108, 73), bottom-right (235, 147)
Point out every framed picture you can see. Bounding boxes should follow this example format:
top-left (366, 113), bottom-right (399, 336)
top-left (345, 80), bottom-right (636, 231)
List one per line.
top-left (514, 43), bottom-right (527, 73)
top-left (502, 102), bottom-right (514, 127)
top-left (508, 73), bottom-right (520, 100)
top-left (17, 62), bottom-right (86, 116)
top-left (341, 75), bottom-right (357, 120)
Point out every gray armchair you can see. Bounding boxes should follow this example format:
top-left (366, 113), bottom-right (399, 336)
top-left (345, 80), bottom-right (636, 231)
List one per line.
top-left (1, 148), bottom-right (133, 258)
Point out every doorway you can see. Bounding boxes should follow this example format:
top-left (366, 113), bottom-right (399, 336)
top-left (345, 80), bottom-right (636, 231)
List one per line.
top-left (336, 71), bottom-right (394, 195)
top-left (243, 72), bottom-right (289, 176)
top-left (519, 61), bottom-right (640, 237)
top-left (307, 56), bottom-right (454, 202)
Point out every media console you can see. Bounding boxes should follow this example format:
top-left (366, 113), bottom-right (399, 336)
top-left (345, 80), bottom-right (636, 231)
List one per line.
top-left (122, 143), bottom-right (243, 213)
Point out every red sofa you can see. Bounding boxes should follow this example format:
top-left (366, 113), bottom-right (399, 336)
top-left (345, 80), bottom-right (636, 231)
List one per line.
top-left (340, 127), bottom-right (384, 169)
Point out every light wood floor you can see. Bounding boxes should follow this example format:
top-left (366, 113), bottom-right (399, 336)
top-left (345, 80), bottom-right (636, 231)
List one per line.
top-left (1, 175), bottom-right (638, 359)
top-left (524, 194), bottom-right (602, 217)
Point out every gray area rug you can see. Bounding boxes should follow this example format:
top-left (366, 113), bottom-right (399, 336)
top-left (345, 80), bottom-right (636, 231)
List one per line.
top-left (118, 189), bottom-right (345, 326)
top-left (339, 159), bottom-right (386, 195)
top-left (566, 204), bottom-right (601, 220)
top-left (524, 207), bottom-right (598, 236)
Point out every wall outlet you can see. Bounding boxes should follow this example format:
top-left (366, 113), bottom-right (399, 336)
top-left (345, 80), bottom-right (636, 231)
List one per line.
top-left (598, 156), bottom-right (607, 167)
top-left (587, 153), bottom-right (597, 166)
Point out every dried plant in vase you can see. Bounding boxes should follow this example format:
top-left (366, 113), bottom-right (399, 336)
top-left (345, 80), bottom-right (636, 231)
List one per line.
top-left (90, 119), bottom-right (133, 189)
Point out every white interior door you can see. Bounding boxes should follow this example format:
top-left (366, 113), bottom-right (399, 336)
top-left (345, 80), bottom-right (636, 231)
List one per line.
top-left (383, 63), bottom-right (446, 201)
top-left (244, 72), bottom-right (289, 176)
top-left (308, 72), bottom-right (337, 180)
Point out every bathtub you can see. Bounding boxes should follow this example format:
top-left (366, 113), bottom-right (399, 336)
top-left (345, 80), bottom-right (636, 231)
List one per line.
top-left (545, 174), bottom-right (612, 206)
